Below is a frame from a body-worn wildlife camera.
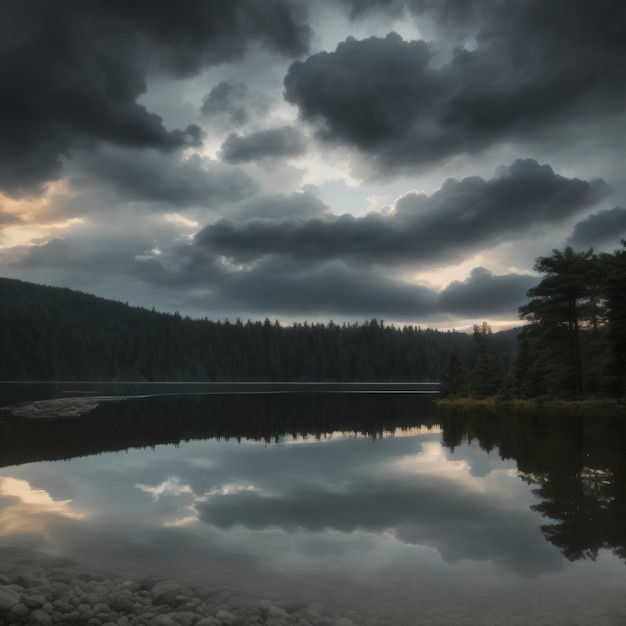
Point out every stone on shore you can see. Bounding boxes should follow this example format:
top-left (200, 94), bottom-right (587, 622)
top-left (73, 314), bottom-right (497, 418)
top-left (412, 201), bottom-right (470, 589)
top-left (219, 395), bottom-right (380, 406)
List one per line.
top-left (0, 547), bottom-right (372, 626)
top-left (30, 608), bottom-right (53, 624)
top-left (0, 586), bottom-right (20, 610)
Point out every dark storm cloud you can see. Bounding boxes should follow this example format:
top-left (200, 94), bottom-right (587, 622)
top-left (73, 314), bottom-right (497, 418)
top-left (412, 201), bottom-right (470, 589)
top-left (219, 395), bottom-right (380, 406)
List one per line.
top-left (10, 227), bottom-right (531, 318)
top-left (566, 207), bottom-right (626, 249)
top-left (104, 0), bottom-right (311, 75)
top-left (219, 261), bottom-right (533, 318)
top-left (285, 2), bottom-right (626, 172)
top-left (437, 268), bottom-right (536, 316)
top-left (195, 160), bottom-right (609, 266)
top-left (0, 0), bottom-right (311, 196)
top-left (219, 260), bottom-right (437, 316)
top-left (131, 243), bottom-right (532, 318)
top-left (196, 475), bottom-right (560, 577)
top-left (133, 248), bottom-right (226, 290)
top-left (285, 34), bottom-right (436, 152)
top-left (128, 247), bottom-right (438, 316)
top-left (72, 147), bottom-right (257, 208)
top-left (220, 126), bottom-right (308, 163)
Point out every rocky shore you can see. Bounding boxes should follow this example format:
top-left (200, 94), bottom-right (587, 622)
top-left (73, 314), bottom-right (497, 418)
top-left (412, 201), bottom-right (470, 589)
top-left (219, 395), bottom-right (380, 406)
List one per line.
top-left (0, 549), bottom-right (362, 626)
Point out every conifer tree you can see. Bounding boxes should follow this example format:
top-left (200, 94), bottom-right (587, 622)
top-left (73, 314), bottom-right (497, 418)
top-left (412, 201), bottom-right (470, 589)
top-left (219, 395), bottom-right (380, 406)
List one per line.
top-left (519, 247), bottom-right (597, 397)
top-left (600, 241), bottom-right (626, 397)
top-left (439, 351), bottom-right (469, 398)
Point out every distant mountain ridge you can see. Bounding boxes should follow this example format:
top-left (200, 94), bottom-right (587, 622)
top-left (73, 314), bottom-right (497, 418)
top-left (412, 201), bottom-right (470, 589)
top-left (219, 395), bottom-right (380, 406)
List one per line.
top-left (0, 277), bottom-right (518, 382)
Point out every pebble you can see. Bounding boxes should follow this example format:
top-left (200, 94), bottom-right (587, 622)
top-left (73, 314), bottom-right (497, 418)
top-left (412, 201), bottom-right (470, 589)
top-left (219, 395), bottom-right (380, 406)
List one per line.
top-left (0, 549), bottom-right (373, 626)
top-left (30, 608), bottom-right (53, 624)
top-left (0, 586), bottom-right (20, 610)
top-left (3, 546), bottom-right (617, 626)
top-left (216, 609), bottom-right (238, 623)
top-left (269, 604), bottom-right (290, 618)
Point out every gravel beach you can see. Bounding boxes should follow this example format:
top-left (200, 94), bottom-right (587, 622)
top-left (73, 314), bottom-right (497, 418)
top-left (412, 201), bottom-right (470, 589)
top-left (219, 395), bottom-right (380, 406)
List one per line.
top-left (0, 548), bottom-right (367, 626)
top-left (2, 546), bottom-right (626, 625)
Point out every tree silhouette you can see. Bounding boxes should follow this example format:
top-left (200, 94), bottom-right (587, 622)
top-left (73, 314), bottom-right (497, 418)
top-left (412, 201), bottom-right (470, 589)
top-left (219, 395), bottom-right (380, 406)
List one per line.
top-left (599, 241), bottom-right (626, 397)
top-left (519, 247), bottom-right (598, 397)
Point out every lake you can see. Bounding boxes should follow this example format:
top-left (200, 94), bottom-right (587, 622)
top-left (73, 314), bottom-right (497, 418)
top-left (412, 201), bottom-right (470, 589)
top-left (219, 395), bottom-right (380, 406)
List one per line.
top-left (1, 383), bottom-right (625, 625)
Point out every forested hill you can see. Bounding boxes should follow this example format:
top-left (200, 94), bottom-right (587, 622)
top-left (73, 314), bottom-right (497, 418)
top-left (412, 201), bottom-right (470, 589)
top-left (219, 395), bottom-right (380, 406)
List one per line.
top-left (0, 277), bottom-right (518, 382)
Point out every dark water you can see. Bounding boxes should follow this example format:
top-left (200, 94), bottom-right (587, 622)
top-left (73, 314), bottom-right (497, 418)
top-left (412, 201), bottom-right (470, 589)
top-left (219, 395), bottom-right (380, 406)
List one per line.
top-left (1, 384), bottom-right (625, 624)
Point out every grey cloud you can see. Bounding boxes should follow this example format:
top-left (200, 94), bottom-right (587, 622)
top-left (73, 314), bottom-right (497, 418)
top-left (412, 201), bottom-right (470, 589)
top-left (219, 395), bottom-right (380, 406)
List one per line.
top-left (131, 249), bottom-right (439, 316)
top-left (0, 0), bottom-right (311, 196)
top-left (196, 475), bottom-right (561, 577)
top-left (132, 248), bottom-right (225, 289)
top-left (218, 261), bottom-right (533, 319)
top-left (15, 239), bottom-right (76, 270)
top-left (134, 243), bottom-right (532, 319)
top-left (11, 226), bottom-right (532, 319)
top-left (343, 0), bottom-right (491, 40)
top-left (437, 267), bottom-right (536, 316)
top-left (340, 0), bottom-right (406, 20)
top-left (200, 81), bottom-right (272, 127)
top-left (201, 81), bottom-right (250, 125)
top-left (195, 160), bottom-right (609, 266)
top-left (16, 235), bottom-right (157, 274)
top-left (285, 34), bottom-right (436, 153)
top-left (72, 147), bottom-right (257, 208)
top-left (566, 207), bottom-right (626, 249)
top-left (285, 2), bottom-right (626, 173)
top-left (115, 1), bottom-right (312, 76)
top-left (219, 260), bottom-right (438, 317)
top-left (341, 0), bottom-right (486, 23)
top-left (0, 209), bottom-right (20, 227)
top-left (225, 191), bottom-right (330, 221)
top-left (220, 126), bottom-right (307, 163)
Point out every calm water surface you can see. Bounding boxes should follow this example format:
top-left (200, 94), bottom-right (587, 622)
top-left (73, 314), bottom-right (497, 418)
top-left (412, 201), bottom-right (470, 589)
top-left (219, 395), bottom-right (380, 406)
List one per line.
top-left (0, 384), bottom-right (625, 624)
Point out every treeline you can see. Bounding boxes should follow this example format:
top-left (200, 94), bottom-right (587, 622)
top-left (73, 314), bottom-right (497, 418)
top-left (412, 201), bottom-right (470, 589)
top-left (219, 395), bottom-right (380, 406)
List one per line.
top-left (0, 277), bottom-right (516, 382)
top-left (440, 241), bottom-right (626, 399)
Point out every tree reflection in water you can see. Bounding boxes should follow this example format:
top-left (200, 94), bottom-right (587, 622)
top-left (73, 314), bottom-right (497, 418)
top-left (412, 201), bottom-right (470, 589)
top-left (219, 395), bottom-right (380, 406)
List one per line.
top-left (437, 405), bottom-right (626, 563)
top-left (0, 391), bottom-right (437, 466)
top-left (3, 391), bottom-right (626, 564)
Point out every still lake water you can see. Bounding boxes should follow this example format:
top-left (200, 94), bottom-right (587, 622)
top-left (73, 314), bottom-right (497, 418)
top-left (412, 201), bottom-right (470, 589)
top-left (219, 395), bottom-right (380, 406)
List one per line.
top-left (1, 383), bottom-right (625, 624)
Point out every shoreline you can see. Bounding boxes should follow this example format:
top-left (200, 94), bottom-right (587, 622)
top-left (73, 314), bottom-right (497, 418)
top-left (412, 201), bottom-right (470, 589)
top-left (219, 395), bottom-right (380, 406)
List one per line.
top-left (436, 396), bottom-right (626, 416)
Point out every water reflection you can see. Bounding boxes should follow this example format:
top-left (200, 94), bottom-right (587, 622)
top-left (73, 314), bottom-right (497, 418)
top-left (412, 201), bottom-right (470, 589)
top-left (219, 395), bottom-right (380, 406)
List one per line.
top-left (438, 405), bottom-right (626, 564)
top-left (0, 392), bottom-right (437, 466)
top-left (0, 391), bottom-right (625, 620)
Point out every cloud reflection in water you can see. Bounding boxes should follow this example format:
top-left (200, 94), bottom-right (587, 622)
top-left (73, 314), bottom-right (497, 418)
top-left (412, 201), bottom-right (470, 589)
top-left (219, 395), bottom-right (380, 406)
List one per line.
top-left (0, 426), bottom-right (562, 584)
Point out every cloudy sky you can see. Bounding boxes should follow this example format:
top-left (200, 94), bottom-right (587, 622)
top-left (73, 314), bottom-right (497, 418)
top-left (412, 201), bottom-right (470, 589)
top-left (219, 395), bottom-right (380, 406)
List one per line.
top-left (1, 0), bottom-right (624, 329)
